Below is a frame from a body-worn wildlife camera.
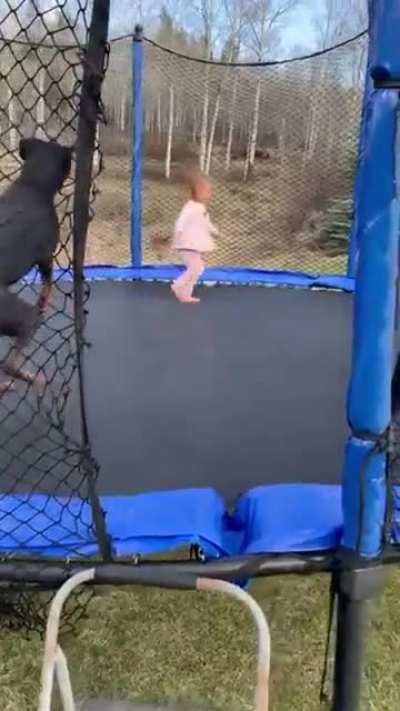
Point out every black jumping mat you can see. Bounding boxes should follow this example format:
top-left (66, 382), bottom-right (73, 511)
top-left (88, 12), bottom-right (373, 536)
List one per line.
top-left (0, 281), bottom-right (352, 502)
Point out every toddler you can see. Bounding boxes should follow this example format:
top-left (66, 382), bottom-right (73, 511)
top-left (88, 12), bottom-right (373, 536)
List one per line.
top-left (170, 171), bottom-right (218, 303)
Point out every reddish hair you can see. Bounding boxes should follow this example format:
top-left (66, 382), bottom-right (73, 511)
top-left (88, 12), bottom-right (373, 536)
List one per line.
top-left (181, 168), bottom-right (211, 201)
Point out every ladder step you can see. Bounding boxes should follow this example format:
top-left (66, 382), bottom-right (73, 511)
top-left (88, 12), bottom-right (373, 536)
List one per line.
top-left (77, 700), bottom-right (204, 710)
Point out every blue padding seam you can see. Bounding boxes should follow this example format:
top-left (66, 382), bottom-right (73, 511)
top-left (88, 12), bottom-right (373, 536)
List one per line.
top-left (342, 437), bottom-right (387, 557)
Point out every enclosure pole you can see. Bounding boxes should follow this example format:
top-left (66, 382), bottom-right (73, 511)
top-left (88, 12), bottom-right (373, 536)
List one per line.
top-left (332, 566), bottom-right (387, 711)
top-left (333, 1), bottom-right (400, 708)
top-left (332, 596), bottom-right (367, 711)
top-left (73, 0), bottom-right (112, 561)
top-left (131, 24), bottom-right (144, 267)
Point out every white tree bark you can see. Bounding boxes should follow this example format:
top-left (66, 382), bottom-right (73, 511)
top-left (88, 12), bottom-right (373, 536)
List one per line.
top-left (225, 72), bottom-right (239, 172)
top-left (199, 67), bottom-right (210, 172)
top-left (246, 77), bottom-right (261, 176)
top-left (205, 87), bottom-right (221, 175)
top-left (157, 95), bottom-right (162, 140)
top-left (305, 103), bottom-right (318, 162)
top-left (93, 123), bottom-right (100, 173)
top-left (165, 84), bottom-right (174, 179)
top-left (305, 59), bottom-right (327, 161)
top-left (7, 85), bottom-right (18, 153)
top-left (243, 130), bottom-right (251, 181)
top-left (192, 107), bottom-right (198, 144)
top-left (36, 66), bottom-right (46, 139)
top-left (120, 92), bottom-right (127, 133)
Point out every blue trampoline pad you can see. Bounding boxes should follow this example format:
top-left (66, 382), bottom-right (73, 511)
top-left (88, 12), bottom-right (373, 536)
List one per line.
top-left (0, 484), bottom-right (351, 559)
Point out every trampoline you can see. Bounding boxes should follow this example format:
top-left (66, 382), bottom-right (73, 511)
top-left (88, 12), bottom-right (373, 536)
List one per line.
top-left (1, 1), bottom-right (400, 710)
top-left (1, 280), bottom-right (352, 558)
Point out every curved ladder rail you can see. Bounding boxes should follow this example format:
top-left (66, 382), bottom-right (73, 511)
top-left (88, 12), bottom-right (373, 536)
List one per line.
top-left (38, 571), bottom-right (271, 711)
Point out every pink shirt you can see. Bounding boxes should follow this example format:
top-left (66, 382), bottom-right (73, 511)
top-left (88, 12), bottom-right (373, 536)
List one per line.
top-left (172, 200), bottom-right (218, 253)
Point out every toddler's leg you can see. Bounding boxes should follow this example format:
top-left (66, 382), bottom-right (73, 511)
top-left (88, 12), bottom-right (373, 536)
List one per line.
top-left (172, 251), bottom-right (204, 303)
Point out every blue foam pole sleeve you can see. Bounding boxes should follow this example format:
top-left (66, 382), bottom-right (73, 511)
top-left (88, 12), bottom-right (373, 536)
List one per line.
top-left (343, 85), bottom-right (399, 557)
top-left (369, 0), bottom-right (400, 82)
top-left (131, 33), bottom-right (144, 267)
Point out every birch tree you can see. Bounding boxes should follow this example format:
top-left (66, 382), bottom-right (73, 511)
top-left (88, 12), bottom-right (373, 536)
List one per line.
top-left (199, 70), bottom-right (209, 171)
top-left (7, 82), bottom-right (18, 152)
top-left (36, 54), bottom-right (47, 139)
top-left (307, 0), bottom-right (365, 162)
top-left (346, 0), bottom-right (368, 87)
top-left (221, 0), bottom-right (248, 172)
top-left (205, 85), bottom-right (220, 174)
top-left (244, 0), bottom-right (300, 178)
top-left (194, 0), bottom-right (222, 171)
top-left (155, 8), bottom-right (192, 175)
top-left (165, 84), bottom-right (174, 178)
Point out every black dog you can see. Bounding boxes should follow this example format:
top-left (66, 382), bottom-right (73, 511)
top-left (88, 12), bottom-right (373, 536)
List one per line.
top-left (0, 137), bottom-right (73, 392)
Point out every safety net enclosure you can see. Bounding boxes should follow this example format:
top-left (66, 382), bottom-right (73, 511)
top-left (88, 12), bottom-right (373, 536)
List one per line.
top-left (96, 22), bottom-right (368, 275)
top-left (0, 0), bottom-right (400, 708)
top-left (0, 0), bottom-right (110, 629)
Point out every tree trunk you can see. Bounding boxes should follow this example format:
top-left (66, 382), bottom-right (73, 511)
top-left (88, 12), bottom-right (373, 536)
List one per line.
top-left (36, 66), bottom-right (46, 139)
top-left (243, 129), bottom-right (251, 181)
top-left (305, 58), bottom-right (328, 162)
top-left (225, 73), bottom-right (239, 172)
top-left (120, 92), bottom-right (127, 133)
top-left (145, 112), bottom-right (151, 133)
top-left (157, 95), bottom-right (162, 141)
top-left (221, 120), bottom-right (226, 145)
top-left (199, 67), bottom-right (210, 172)
top-left (192, 107), bottom-right (198, 144)
top-left (7, 85), bottom-right (18, 153)
top-left (247, 77), bottom-right (261, 174)
top-left (165, 84), bottom-right (174, 179)
top-left (205, 87), bottom-right (221, 176)
top-left (306, 103), bottom-right (319, 162)
top-left (93, 123), bottom-right (100, 173)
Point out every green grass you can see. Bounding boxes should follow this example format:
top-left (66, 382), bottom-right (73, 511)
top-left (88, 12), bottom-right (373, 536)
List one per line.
top-left (1, 571), bottom-right (399, 710)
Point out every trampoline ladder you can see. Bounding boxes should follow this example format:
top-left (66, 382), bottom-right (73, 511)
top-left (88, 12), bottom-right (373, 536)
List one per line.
top-left (38, 571), bottom-right (271, 711)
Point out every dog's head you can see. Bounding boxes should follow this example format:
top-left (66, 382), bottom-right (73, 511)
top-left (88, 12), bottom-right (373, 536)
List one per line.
top-left (19, 138), bottom-right (73, 195)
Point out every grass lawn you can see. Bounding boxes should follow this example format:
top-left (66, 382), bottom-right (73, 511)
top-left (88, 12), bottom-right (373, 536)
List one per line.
top-left (84, 157), bottom-right (349, 276)
top-left (0, 569), bottom-right (399, 710)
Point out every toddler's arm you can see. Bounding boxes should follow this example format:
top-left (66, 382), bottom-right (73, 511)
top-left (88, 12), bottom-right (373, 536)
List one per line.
top-left (175, 202), bottom-right (192, 233)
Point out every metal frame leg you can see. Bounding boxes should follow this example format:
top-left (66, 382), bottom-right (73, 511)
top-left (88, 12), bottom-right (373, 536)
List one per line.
top-left (332, 566), bottom-right (388, 711)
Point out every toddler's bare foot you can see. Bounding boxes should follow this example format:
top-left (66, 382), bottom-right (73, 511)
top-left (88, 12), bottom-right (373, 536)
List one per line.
top-left (3, 364), bottom-right (46, 390)
top-left (171, 284), bottom-right (200, 304)
top-left (182, 296), bottom-right (200, 303)
top-left (0, 380), bottom-right (14, 394)
top-left (171, 283), bottom-right (186, 302)
top-left (38, 283), bottom-right (52, 312)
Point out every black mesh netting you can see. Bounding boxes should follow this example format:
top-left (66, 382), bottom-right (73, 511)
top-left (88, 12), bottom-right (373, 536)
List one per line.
top-left (96, 31), bottom-right (368, 272)
top-left (86, 35), bottom-right (131, 264)
top-left (142, 36), bottom-right (367, 273)
top-left (0, 0), bottom-right (109, 632)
